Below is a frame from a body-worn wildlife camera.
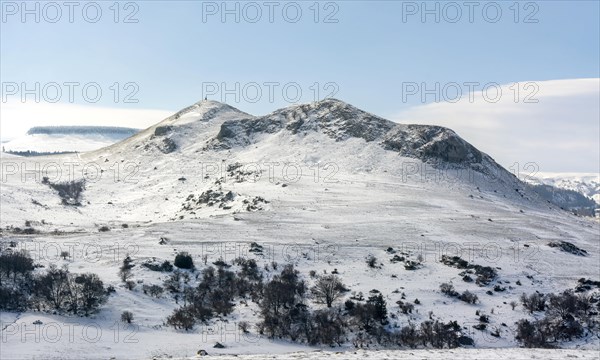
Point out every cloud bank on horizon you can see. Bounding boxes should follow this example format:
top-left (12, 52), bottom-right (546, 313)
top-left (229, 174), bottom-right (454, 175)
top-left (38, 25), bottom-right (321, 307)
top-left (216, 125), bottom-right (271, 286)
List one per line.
top-left (0, 103), bottom-right (173, 142)
top-left (392, 78), bottom-right (599, 174)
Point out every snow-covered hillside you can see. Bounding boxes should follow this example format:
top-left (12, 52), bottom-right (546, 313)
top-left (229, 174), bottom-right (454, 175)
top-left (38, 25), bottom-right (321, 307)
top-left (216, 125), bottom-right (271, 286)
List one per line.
top-left (0, 99), bottom-right (547, 228)
top-left (2, 126), bottom-right (139, 154)
top-left (1, 99), bottom-right (598, 359)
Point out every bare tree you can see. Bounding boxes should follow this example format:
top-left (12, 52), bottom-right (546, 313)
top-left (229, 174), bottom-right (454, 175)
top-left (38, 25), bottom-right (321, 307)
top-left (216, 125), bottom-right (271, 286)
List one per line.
top-left (121, 311), bottom-right (134, 323)
top-left (119, 256), bottom-right (134, 283)
top-left (311, 274), bottom-right (345, 308)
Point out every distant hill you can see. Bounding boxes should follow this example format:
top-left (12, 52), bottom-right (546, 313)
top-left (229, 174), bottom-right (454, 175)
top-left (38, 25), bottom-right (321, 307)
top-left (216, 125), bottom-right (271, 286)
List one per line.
top-left (2, 126), bottom-right (140, 155)
top-left (529, 184), bottom-right (597, 216)
top-left (523, 173), bottom-right (599, 216)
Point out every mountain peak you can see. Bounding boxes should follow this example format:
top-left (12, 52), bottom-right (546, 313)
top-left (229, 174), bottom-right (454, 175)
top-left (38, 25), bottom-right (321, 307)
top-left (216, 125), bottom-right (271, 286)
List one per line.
top-left (204, 98), bottom-right (489, 168)
top-left (286, 97), bottom-right (366, 117)
top-left (311, 97), bottom-right (348, 107)
top-left (162, 99), bottom-right (251, 125)
top-left (94, 97), bottom-right (491, 171)
top-left (193, 98), bottom-right (232, 108)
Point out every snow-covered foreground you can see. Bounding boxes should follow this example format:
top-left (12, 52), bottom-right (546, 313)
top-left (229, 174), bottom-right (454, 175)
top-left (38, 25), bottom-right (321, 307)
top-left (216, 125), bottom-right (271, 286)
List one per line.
top-left (182, 349), bottom-right (600, 360)
top-left (1, 212), bottom-right (598, 358)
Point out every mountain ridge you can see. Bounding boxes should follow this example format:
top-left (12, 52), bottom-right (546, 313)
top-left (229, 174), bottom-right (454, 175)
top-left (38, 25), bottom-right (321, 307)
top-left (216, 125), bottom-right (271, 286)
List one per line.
top-left (189, 98), bottom-right (493, 169)
top-left (1, 97), bottom-right (588, 227)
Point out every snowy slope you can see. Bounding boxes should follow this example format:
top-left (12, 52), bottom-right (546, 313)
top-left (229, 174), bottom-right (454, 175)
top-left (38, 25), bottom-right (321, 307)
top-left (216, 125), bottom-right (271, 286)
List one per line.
top-left (1, 99), bottom-right (599, 359)
top-left (0, 99), bottom-right (543, 228)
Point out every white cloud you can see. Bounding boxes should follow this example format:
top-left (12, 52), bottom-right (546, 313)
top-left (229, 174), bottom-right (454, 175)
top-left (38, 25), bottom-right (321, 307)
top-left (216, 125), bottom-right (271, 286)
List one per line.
top-left (392, 78), bottom-right (600, 173)
top-left (0, 101), bottom-right (173, 141)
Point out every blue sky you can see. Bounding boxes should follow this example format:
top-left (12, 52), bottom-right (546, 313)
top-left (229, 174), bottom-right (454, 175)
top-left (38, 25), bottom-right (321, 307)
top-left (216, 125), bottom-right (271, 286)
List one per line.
top-left (1, 1), bottom-right (599, 172)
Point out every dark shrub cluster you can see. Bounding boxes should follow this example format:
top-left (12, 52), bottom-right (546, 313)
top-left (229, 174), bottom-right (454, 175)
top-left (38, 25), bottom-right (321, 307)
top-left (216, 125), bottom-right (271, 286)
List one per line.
top-left (575, 278), bottom-right (600, 292)
top-left (257, 264), bottom-right (307, 338)
top-left (364, 320), bottom-right (464, 349)
top-left (440, 283), bottom-right (459, 297)
top-left (142, 284), bottom-right (164, 298)
top-left (347, 293), bottom-right (389, 334)
top-left (520, 292), bottom-right (547, 313)
top-left (174, 252), bottom-right (194, 269)
top-left (458, 290), bottom-right (479, 304)
top-left (159, 258), bottom-right (471, 348)
top-left (440, 255), bottom-right (497, 286)
top-left (142, 260), bottom-right (173, 272)
top-left (516, 290), bottom-right (598, 347)
top-left (0, 250), bottom-right (108, 315)
top-left (388, 250), bottom-right (423, 270)
top-left (257, 268), bottom-right (397, 347)
top-left (0, 250), bottom-right (35, 310)
top-left (42, 177), bottom-right (85, 206)
top-left (397, 300), bottom-right (414, 314)
top-left (6, 226), bottom-right (38, 235)
top-left (256, 272), bottom-right (466, 348)
top-left (166, 260), bottom-right (263, 330)
top-left (440, 283), bottom-right (478, 304)
top-left (32, 265), bottom-right (108, 315)
top-left (233, 257), bottom-right (261, 281)
top-left (248, 242), bottom-right (263, 254)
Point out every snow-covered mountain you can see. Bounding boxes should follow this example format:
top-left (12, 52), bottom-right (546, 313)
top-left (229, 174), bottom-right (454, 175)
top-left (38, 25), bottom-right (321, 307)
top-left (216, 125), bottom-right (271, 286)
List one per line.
top-left (1, 99), bottom-right (598, 359)
top-left (2, 126), bottom-right (139, 155)
top-left (519, 173), bottom-right (599, 216)
top-left (2, 98), bottom-right (537, 226)
top-left (528, 173), bottom-right (600, 204)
